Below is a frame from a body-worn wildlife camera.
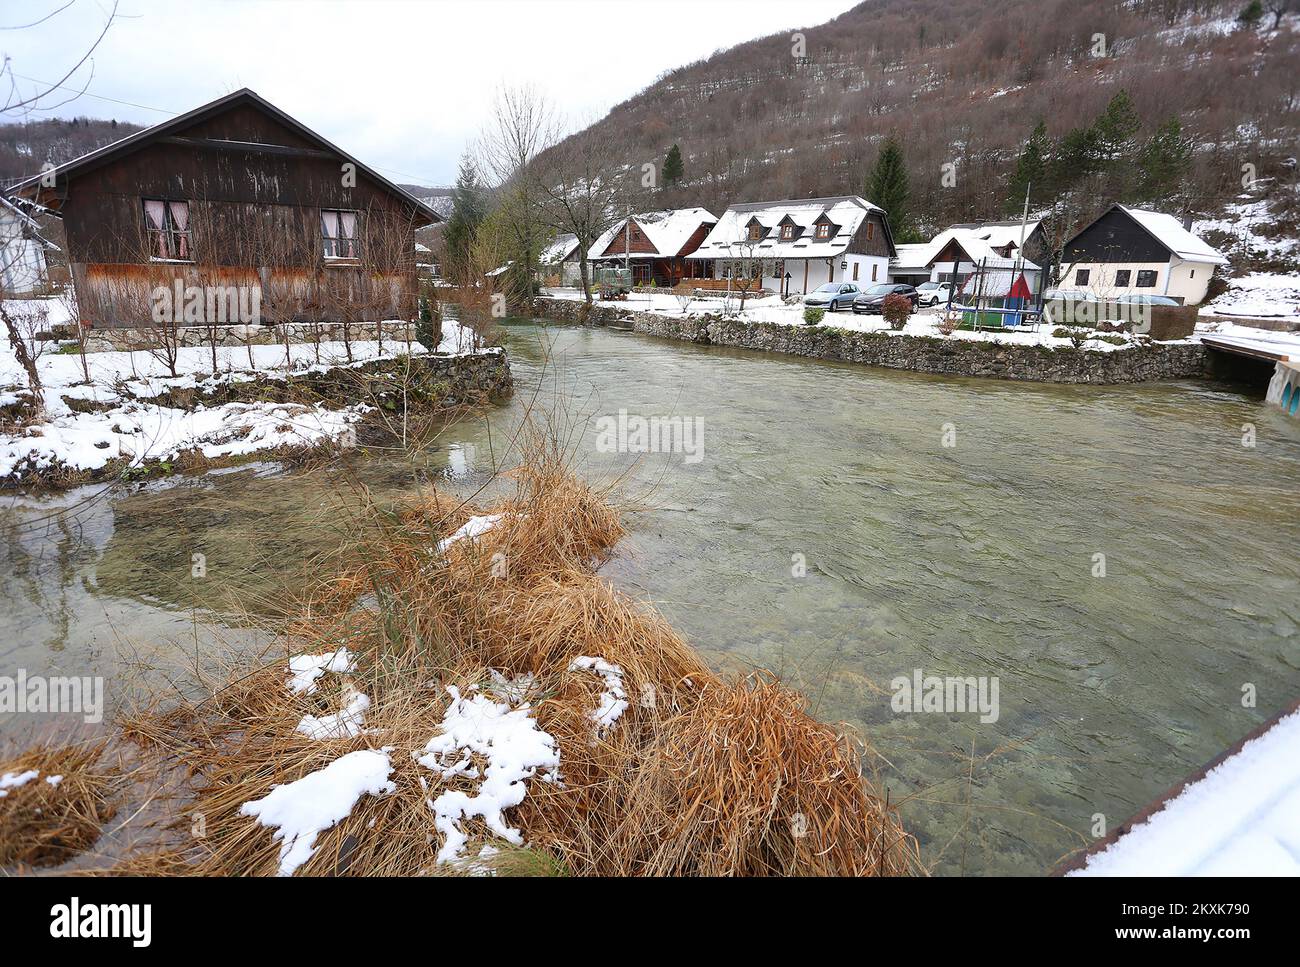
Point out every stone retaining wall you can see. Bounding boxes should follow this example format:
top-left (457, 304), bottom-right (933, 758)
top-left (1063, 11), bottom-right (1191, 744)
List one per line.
top-left (533, 297), bottom-right (1210, 385)
top-left (82, 320), bottom-right (416, 353)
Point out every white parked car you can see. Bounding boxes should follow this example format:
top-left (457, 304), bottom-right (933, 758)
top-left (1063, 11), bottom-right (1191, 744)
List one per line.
top-left (916, 281), bottom-right (953, 307)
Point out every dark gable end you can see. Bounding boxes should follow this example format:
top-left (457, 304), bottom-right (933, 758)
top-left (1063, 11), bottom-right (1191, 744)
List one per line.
top-left (9, 88), bottom-right (438, 226)
top-left (1063, 205), bottom-right (1172, 264)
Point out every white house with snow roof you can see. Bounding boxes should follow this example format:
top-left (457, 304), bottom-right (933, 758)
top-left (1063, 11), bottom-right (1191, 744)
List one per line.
top-left (687, 195), bottom-right (895, 297)
top-left (1059, 204), bottom-right (1228, 305)
top-left (578, 208), bottom-right (716, 287)
top-left (892, 220), bottom-right (1045, 291)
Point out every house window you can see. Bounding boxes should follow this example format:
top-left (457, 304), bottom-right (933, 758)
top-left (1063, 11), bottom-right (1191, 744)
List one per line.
top-left (773, 259), bottom-right (784, 279)
top-left (815, 222), bottom-right (831, 239)
top-left (322, 209), bottom-right (359, 259)
top-left (866, 222), bottom-right (875, 241)
top-left (852, 263), bottom-right (859, 281)
top-left (1136, 269), bottom-right (1158, 288)
top-left (871, 263), bottom-right (878, 282)
top-left (748, 222), bottom-right (763, 241)
top-left (1074, 269), bottom-right (1091, 285)
top-left (143, 199), bottom-right (191, 260)
top-left (780, 224), bottom-right (794, 240)
top-left (1114, 270), bottom-right (1131, 287)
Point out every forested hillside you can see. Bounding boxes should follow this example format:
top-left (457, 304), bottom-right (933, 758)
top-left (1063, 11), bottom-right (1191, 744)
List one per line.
top-left (540, 0), bottom-right (1299, 239)
top-left (0, 117), bottom-right (145, 185)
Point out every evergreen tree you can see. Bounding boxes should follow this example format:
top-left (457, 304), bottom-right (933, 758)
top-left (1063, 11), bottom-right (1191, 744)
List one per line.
top-left (1006, 119), bottom-right (1050, 214)
top-left (1093, 89), bottom-right (1142, 164)
top-left (662, 143), bottom-right (684, 186)
top-left (865, 138), bottom-right (912, 240)
top-left (1237, 0), bottom-right (1263, 27)
top-left (443, 154), bottom-right (487, 285)
top-left (1136, 117), bottom-right (1193, 202)
top-left (1051, 126), bottom-right (1102, 189)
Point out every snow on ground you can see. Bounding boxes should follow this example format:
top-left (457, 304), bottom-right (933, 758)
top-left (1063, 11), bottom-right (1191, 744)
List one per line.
top-left (1196, 318), bottom-right (1300, 358)
top-left (296, 687), bottom-right (371, 741)
top-left (1200, 272), bottom-right (1300, 324)
top-left (287, 648), bottom-right (356, 695)
top-left (418, 684), bottom-right (560, 863)
top-left (2, 297), bottom-right (492, 482)
top-left (545, 288), bottom-right (1145, 351)
top-left (0, 769), bottom-right (40, 797)
top-left (437, 513), bottom-right (503, 554)
top-left (568, 656), bottom-right (628, 733)
top-left (1071, 709), bottom-right (1300, 876)
top-left (1194, 197), bottom-right (1299, 265)
top-left (239, 748), bottom-right (396, 876)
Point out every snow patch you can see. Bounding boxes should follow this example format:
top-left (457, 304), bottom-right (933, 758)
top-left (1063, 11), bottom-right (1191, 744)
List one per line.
top-left (239, 748), bottom-right (395, 876)
top-left (296, 687), bottom-right (371, 740)
top-left (417, 685), bottom-right (560, 863)
top-left (569, 656), bottom-right (629, 732)
top-left (437, 514), bottom-right (503, 554)
top-left (287, 647), bottom-right (356, 695)
top-left (0, 769), bottom-right (39, 797)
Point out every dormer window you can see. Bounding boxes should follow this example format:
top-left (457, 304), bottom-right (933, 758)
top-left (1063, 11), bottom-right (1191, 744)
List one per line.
top-left (748, 221), bottom-right (763, 241)
top-left (780, 224), bottom-right (794, 240)
top-left (814, 222), bottom-right (831, 240)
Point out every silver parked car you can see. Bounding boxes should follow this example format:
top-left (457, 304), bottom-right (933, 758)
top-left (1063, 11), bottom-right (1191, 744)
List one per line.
top-left (803, 282), bottom-right (860, 312)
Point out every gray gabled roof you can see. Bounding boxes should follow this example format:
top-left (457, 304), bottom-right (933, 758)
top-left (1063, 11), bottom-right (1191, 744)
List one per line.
top-left (6, 88), bottom-right (440, 225)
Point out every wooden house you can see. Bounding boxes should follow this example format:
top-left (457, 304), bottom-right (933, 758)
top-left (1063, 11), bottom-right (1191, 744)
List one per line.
top-left (581, 209), bottom-right (717, 287)
top-left (7, 88), bottom-right (440, 329)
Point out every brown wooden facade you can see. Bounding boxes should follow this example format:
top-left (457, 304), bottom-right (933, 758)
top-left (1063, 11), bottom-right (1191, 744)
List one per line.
top-left (10, 89), bottom-right (438, 329)
top-left (585, 214), bottom-right (715, 287)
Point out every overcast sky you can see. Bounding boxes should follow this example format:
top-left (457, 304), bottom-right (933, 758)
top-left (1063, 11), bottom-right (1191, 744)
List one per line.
top-left (2, 0), bottom-right (856, 187)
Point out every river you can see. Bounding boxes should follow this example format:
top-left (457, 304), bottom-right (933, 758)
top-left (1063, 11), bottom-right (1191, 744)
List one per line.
top-left (3, 318), bottom-right (1298, 875)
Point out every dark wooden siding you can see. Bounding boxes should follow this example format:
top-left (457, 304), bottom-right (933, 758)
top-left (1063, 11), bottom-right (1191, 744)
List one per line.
top-left (1064, 208), bottom-right (1172, 263)
top-left (846, 212), bottom-right (892, 257)
top-left (60, 103), bottom-right (421, 327)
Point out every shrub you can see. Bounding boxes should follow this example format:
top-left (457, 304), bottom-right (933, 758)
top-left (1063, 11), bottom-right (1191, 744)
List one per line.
top-left (416, 297), bottom-right (441, 351)
top-left (936, 312), bottom-right (959, 336)
top-left (881, 293), bottom-right (912, 331)
top-left (803, 307), bottom-right (825, 326)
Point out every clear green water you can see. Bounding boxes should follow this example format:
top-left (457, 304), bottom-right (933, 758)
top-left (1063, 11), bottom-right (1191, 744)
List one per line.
top-left (3, 319), bottom-right (1298, 875)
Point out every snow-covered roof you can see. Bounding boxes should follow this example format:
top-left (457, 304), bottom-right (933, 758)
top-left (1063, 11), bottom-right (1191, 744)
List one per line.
top-left (891, 243), bottom-right (932, 270)
top-left (541, 233), bottom-right (579, 264)
top-left (687, 196), bottom-right (883, 260)
top-left (1119, 205), bottom-right (1228, 265)
top-left (588, 208), bottom-right (716, 260)
top-left (916, 221), bottom-right (1041, 268)
top-left (923, 229), bottom-right (1040, 271)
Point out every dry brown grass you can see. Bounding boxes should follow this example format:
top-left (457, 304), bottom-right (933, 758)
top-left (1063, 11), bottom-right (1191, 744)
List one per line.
top-left (45, 422), bottom-right (918, 877)
top-left (0, 742), bottom-right (120, 868)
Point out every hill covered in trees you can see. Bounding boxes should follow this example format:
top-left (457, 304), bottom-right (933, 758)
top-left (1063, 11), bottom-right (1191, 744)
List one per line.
top-left (0, 116), bottom-right (145, 186)
top-left (539, 0), bottom-right (1299, 241)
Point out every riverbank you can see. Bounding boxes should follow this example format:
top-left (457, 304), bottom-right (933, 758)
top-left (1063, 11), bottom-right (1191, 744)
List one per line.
top-left (0, 433), bottom-right (918, 877)
top-left (1, 314), bottom-right (511, 490)
top-left (534, 296), bottom-right (1210, 384)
